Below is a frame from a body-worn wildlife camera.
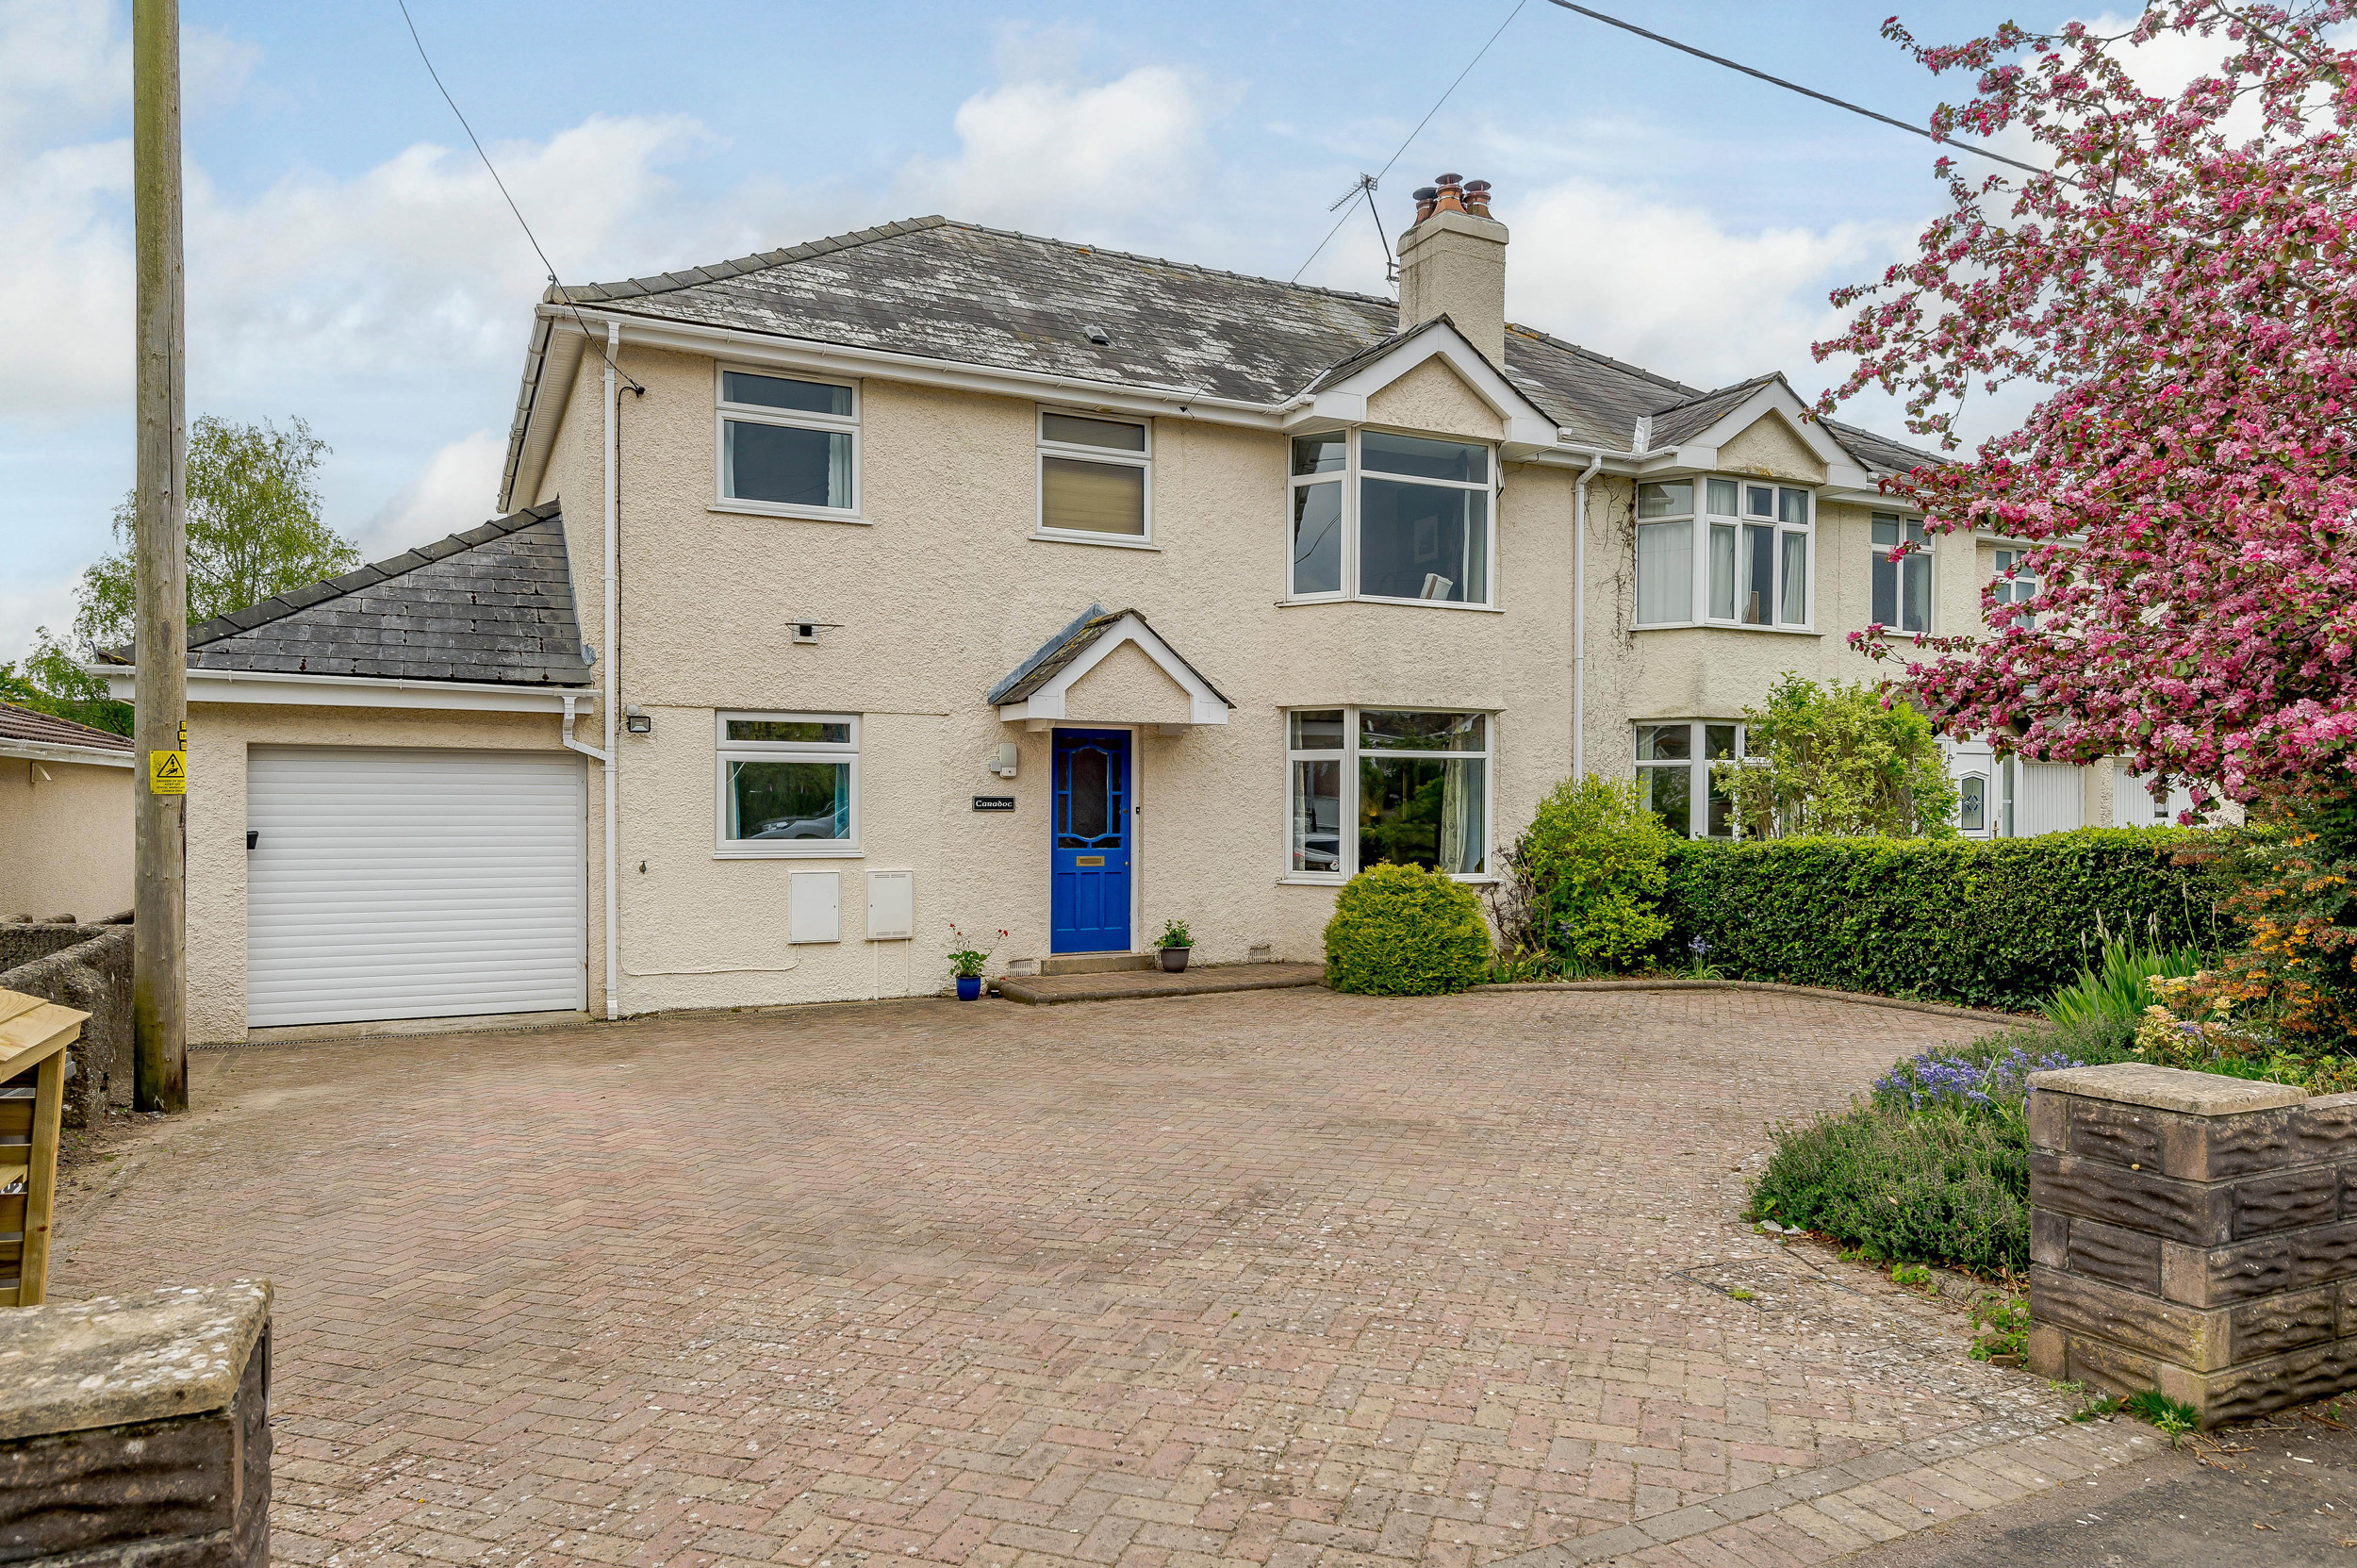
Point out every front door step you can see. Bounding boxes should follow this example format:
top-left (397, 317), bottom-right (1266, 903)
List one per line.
top-left (1037, 951), bottom-right (1152, 977)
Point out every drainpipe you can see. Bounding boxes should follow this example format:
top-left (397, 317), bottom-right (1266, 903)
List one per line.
top-left (1573, 452), bottom-right (1604, 781)
top-left (602, 322), bottom-right (620, 1021)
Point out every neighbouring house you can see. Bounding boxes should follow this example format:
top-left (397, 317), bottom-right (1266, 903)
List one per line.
top-left (100, 174), bottom-right (2148, 1039)
top-left (0, 703), bottom-right (134, 921)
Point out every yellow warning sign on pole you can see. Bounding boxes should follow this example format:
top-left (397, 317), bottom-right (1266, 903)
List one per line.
top-left (148, 750), bottom-right (186, 795)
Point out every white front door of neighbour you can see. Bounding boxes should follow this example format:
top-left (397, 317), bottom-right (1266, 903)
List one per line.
top-left (245, 747), bottom-right (586, 1028)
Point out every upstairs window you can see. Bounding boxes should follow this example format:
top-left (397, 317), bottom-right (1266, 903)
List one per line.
top-left (717, 370), bottom-right (858, 516)
top-left (1636, 480), bottom-right (1812, 628)
top-left (1992, 547), bottom-right (2037, 629)
top-left (1039, 412), bottom-right (1150, 541)
top-left (1283, 432), bottom-right (1496, 607)
top-left (1872, 514), bottom-right (1932, 633)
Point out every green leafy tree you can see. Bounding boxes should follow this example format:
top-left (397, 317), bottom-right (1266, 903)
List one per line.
top-left (1509, 775), bottom-right (1675, 970)
top-left (0, 632), bottom-right (131, 734)
top-left (1714, 674), bottom-right (1959, 839)
top-left (71, 415), bottom-right (356, 653)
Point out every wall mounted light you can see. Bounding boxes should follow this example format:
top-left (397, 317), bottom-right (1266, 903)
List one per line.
top-left (624, 705), bottom-right (651, 735)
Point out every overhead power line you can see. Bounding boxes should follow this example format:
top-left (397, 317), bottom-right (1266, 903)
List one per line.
top-left (395, 1), bottom-right (644, 392)
top-left (1292, 0), bottom-right (1530, 283)
top-left (1543, 2), bottom-right (2056, 182)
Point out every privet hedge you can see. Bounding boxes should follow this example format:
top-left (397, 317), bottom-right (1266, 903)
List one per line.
top-left (1663, 829), bottom-right (2225, 1011)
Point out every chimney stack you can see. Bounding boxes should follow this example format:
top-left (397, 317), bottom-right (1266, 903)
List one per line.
top-left (1395, 172), bottom-right (1507, 366)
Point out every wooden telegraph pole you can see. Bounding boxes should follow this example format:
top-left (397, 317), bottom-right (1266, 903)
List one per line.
top-left (132, 0), bottom-right (188, 1113)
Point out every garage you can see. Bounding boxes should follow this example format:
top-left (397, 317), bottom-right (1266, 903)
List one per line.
top-left (246, 746), bottom-right (586, 1028)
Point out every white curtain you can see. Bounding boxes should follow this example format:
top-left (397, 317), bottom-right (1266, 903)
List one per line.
top-left (1438, 758), bottom-right (1486, 874)
top-left (1636, 520), bottom-right (1692, 623)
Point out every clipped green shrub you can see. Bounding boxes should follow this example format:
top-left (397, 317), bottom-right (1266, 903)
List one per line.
top-left (1515, 775), bottom-right (1675, 969)
top-left (2044, 940), bottom-right (2204, 1032)
top-left (1324, 862), bottom-right (1492, 996)
top-left (1664, 829), bottom-right (2224, 1011)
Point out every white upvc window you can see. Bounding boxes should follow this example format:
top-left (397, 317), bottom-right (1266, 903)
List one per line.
top-left (1634, 720), bottom-right (1748, 839)
top-left (1285, 708), bottom-right (1492, 880)
top-left (1285, 431), bottom-right (1496, 607)
top-left (1037, 411), bottom-right (1152, 545)
top-left (715, 712), bottom-right (860, 857)
top-left (1873, 513), bottom-right (1933, 633)
top-left (1991, 547), bottom-right (2037, 630)
top-left (1633, 479), bottom-right (1813, 629)
top-left (716, 368), bottom-right (860, 518)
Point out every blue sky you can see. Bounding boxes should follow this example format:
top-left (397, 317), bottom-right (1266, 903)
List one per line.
top-left (0, 0), bottom-right (2091, 660)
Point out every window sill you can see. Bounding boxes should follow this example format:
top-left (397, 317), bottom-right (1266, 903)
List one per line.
top-left (1278, 872), bottom-right (1498, 886)
top-left (1029, 530), bottom-right (1161, 552)
top-left (1632, 621), bottom-right (1821, 636)
top-left (709, 503), bottom-right (871, 524)
top-left (715, 846), bottom-right (865, 860)
top-left (1278, 595), bottom-right (1503, 613)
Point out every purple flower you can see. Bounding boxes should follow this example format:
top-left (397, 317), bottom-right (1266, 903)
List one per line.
top-left (1874, 1046), bottom-right (2084, 1115)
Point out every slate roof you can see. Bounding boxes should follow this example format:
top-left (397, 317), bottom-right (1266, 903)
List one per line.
top-left (124, 502), bottom-right (592, 687)
top-left (547, 216), bottom-right (1941, 474)
top-left (0, 704), bottom-right (133, 754)
top-left (987, 604), bottom-right (1234, 709)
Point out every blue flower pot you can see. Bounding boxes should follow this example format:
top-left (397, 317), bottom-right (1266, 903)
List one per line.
top-left (956, 975), bottom-right (982, 1001)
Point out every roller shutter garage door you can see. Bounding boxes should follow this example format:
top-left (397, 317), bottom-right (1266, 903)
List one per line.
top-left (246, 747), bottom-right (585, 1027)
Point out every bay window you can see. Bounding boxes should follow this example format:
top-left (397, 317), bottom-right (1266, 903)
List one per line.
top-left (717, 369), bottom-right (859, 517)
top-left (1873, 514), bottom-right (1932, 633)
top-left (1284, 431), bottom-right (1495, 606)
top-left (1634, 720), bottom-right (1746, 839)
top-left (1635, 479), bottom-right (1812, 628)
top-left (1287, 708), bottom-right (1490, 878)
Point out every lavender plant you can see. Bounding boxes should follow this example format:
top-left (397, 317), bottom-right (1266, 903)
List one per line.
top-left (1872, 1046), bottom-right (2086, 1118)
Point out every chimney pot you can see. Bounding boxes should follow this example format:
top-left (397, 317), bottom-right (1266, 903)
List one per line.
top-left (1411, 185), bottom-right (1439, 223)
top-left (1463, 179), bottom-right (1492, 218)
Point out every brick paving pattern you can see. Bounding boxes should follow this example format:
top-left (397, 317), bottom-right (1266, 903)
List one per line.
top-left (51, 987), bottom-right (2158, 1567)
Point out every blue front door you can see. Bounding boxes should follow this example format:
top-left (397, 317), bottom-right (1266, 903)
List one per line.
top-left (1051, 729), bottom-right (1131, 953)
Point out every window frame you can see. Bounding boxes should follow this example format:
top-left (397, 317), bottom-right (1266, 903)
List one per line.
top-left (712, 365), bottom-right (862, 520)
top-left (1035, 408), bottom-right (1155, 548)
top-left (1281, 705), bottom-right (1495, 883)
top-left (1280, 429), bottom-right (1501, 611)
top-left (1991, 546), bottom-right (2037, 630)
top-left (713, 710), bottom-right (862, 859)
top-left (1631, 477), bottom-right (1816, 633)
top-left (1632, 719), bottom-right (1751, 839)
top-left (1872, 512), bottom-right (1936, 635)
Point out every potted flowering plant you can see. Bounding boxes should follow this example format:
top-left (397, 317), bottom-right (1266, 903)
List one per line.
top-left (947, 924), bottom-right (1005, 1000)
top-left (1155, 918), bottom-right (1194, 974)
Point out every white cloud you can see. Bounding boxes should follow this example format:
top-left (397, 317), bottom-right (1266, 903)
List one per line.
top-left (0, 574), bottom-right (83, 668)
top-left (361, 429), bottom-right (505, 559)
top-left (1504, 177), bottom-right (1910, 396)
top-left (895, 64), bottom-right (1219, 234)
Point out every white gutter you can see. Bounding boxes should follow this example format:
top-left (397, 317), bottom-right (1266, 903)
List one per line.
top-left (559, 691), bottom-right (608, 765)
top-left (99, 665), bottom-right (595, 714)
top-left (1572, 452), bottom-right (1604, 781)
top-left (602, 320), bottom-right (621, 1023)
top-left (0, 738), bottom-right (136, 769)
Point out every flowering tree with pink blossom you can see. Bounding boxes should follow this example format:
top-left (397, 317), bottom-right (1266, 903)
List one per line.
top-left (1820, 1), bottom-right (2357, 810)
top-left (1817, 3), bottom-right (2357, 1042)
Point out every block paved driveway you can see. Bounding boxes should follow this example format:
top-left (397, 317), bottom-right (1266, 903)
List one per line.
top-left (54, 986), bottom-right (2157, 1568)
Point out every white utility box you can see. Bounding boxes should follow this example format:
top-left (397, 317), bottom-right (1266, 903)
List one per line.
top-left (787, 870), bottom-right (840, 944)
top-left (865, 869), bottom-right (915, 941)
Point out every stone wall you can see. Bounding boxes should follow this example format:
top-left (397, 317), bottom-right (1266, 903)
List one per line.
top-left (0, 1281), bottom-right (271, 1567)
top-left (0, 923), bottom-right (133, 1127)
top-left (2026, 1061), bottom-right (2357, 1427)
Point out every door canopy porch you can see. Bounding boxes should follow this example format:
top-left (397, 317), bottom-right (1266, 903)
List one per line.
top-left (988, 604), bottom-right (1232, 730)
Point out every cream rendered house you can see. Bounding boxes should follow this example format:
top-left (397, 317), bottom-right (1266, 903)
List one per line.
top-left (0, 704), bottom-right (134, 922)
top-left (107, 179), bottom-right (2125, 1040)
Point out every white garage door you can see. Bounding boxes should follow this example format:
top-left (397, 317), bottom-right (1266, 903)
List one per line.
top-left (247, 747), bottom-right (585, 1028)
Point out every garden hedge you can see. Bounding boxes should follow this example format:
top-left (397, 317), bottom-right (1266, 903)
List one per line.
top-left (1662, 828), bottom-right (2224, 1011)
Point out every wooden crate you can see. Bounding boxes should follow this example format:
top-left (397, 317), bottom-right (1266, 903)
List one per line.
top-left (0, 986), bottom-right (84, 1308)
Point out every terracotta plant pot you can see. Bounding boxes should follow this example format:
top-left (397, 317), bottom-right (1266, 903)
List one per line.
top-left (1159, 947), bottom-right (1190, 973)
top-left (955, 975), bottom-right (982, 1000)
